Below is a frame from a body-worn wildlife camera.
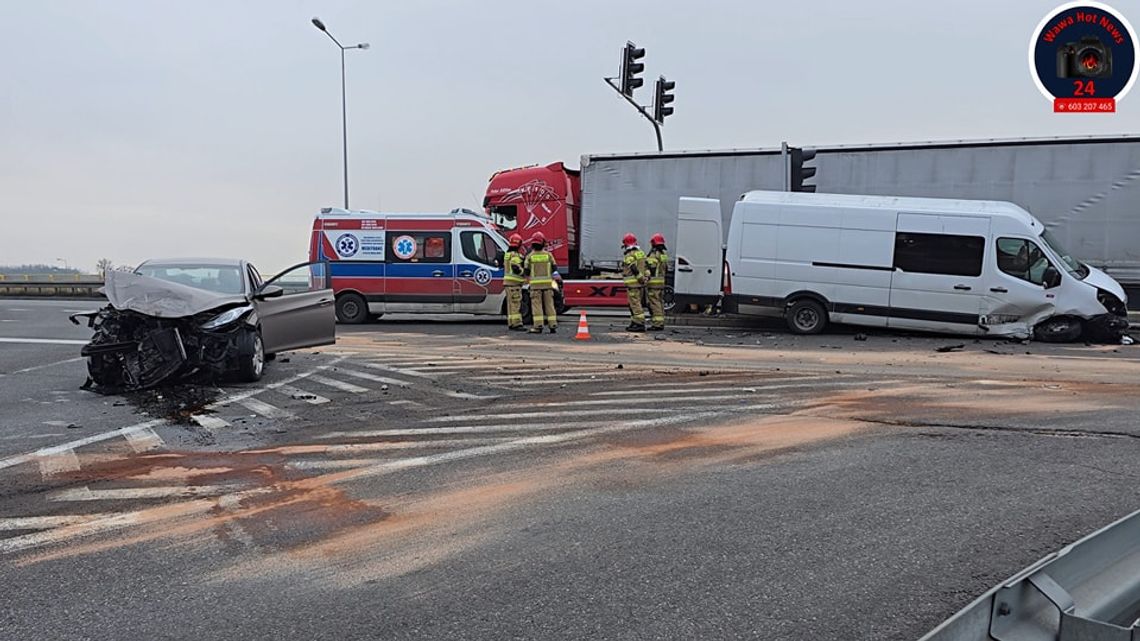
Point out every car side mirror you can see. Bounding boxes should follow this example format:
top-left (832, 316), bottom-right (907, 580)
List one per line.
top-left (1043, 266), bottom-right (1062, 289)
top-left (256, 284), bottom-right (285, 299)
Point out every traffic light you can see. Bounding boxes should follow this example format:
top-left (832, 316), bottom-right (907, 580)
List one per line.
top-left (790, 147), bottom-right (817, 192)
top-left (653, 76), bottom-right (675, 124)
top-left (620, 42), bottom-right (646, 96)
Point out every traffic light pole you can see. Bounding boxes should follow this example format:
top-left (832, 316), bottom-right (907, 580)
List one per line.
top-left (604, 77), bottom-right (663, 152)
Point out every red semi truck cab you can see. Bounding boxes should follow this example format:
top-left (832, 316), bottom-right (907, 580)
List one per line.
top-left (484, 162), bottom-right (581, 273)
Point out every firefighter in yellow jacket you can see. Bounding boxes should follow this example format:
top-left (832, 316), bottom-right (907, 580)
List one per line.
top-left (621, 233), bottom-right (649, 332)
top-left (645, 233), bottom-right (669, 331)
top-left (503, 233), bottom-right (526, 331)
top-left (524, 232), bottom-right (557, 334)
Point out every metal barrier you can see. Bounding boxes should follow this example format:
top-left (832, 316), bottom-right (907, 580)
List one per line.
top-left (0, 280), bottom-right (104, 298)
top-left (919, 506), bottom-right (1140, 640)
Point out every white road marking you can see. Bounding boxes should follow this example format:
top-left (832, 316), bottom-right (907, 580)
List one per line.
top-left (506, 377), bottom-right (632, 387)
top-left (309, 374), bottom-right (369, 394)
top-left (0, 337), bottom-right (89, 345)
top-left (402, 363), bottom-right (544, 372)
top-left (0, 319), bottom-right (17, 322)
top-left (495, 393), bottom-right (767, 409)
top-left (333, 368), bottom-right (411, 387)
top-left (0, 510), bottom-right (115, 531)
top-left (36, 449), bottom-right (80, 477)
top-left (0, 418), bottom-right (167, 472)
top-left (469, 369), bottom-right (635, 382)
top-left (280, 438), bottom-right (511, 458)
top-left (237, 398), bottom-right (294, 419)
top-left (123, 427), bottom-right (164, 452)
top-left (192, 415), bottom-right (230, 430)
top-left (389, 399), bottom-right (426, 408)
top-left (319, 422), bottom-right (611, 439)
top-left (359, 362), bottom-right (438, 380)
top-left (287, 459), bottom-right (385, 470)
top-left (426, 407), bottom-right (674, 424)
top-left (273, 384), bottom-right (330, 405)
top-left (51, 485), bottom-right (232, 502)
top-left (588, 378), bottom-right (872, 397)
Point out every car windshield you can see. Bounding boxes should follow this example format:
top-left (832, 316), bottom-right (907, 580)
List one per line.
top-left (1039, 229), bottom-right (1089, 279)
top-left (136, 263), bottom-right (246, 295)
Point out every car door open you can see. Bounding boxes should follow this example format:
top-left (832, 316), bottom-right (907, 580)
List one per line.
top-left (255, 261), bottom-right (336, 354)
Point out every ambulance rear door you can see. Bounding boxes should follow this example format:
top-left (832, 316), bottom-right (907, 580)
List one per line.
top-left (455, 224), bottom-right (507, 314)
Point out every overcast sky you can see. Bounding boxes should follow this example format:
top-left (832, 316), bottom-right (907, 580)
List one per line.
top-left (2, 0), bottom-right (1138, 273)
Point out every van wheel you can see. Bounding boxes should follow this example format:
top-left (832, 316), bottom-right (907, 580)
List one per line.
top-left (335, 293), bottom-right (368, 324)
top-left (663, 285), bottom-right (676, 312)
top-left (1034, 317), bottom-right (1083, 343)
top-left (786, 299), bottom-right (828, 335)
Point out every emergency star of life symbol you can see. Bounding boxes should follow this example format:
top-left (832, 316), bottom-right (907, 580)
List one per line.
top-left (499, 179), bottom-right (562, 230)
top-left (335, 233), bottom-right (359, 258)
top-left (393, 235), bottom-right (417, 260)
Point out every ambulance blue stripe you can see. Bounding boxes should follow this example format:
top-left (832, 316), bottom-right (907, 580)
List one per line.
top-left (330, 262), bottom-right (386, 277)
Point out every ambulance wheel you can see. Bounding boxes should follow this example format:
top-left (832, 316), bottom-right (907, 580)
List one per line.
top-left (786, 299), bottom-right (828, 335)
top-left (335, 293), bottom-right (368, 324)
top-left (1034, 316), bottom-right (1083, 343)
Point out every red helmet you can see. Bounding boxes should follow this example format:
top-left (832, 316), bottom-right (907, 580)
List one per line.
top-left (508, 233), bottom-right (523, 246)
top-left (530, 232), bottom-right (546, 245)
top-left (650, 233), bottom-right (666, 246)
top-left (622, 233), bottom-right (637, 247)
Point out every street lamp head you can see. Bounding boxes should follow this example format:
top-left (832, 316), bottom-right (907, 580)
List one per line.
top-left (357, 43), bottom-right (371, 50)
top-left (311, 17), bottom-right (327, 31)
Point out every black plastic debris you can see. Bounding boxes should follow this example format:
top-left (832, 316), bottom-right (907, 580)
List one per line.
top-left (935, 344), bottom-right (965, 353)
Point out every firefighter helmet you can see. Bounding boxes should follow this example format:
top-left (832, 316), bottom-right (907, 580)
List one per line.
top-left (508, 233), bottom-right (523, 247)
top-left (650, 233), bottom-right (666, 246)
top-left (622, 233), bottom-right (638, 247)
top-left (530, 232), bottom-right (546, 245)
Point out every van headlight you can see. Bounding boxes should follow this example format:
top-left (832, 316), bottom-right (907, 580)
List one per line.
top-left (200, 305), bottom-right (254, 330)
top-left (1096, 289), bottom-right (1127, 317)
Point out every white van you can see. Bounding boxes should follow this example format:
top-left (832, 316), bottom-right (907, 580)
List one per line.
top-left (674, 191), bottom-right (1129, 340)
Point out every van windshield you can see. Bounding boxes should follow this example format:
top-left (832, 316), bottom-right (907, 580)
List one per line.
top-left (1039, 230), bottom-right (1089, 279)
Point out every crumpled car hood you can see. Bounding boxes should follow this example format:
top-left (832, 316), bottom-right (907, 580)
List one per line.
top-left (101, 270), bottom-right (247, 319)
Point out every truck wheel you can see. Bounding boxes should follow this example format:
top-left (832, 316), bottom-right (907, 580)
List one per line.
top-left (236, 328), bottom-right (265, 382)
top-left (1034, 317), bottom-right (1083, 343)
top-left (335, 293), bottom-right (368, 324)
top-left (786, 299), bottom-right (828, 335)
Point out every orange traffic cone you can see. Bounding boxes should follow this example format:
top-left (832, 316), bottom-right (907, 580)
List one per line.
top-left (574, 310), bottom-right (591, 341)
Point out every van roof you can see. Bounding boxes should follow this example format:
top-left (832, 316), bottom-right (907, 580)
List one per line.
top-left (316, 207), bottom-right (489, 221)
top-left (739, 190), bottom-right (1039, 227)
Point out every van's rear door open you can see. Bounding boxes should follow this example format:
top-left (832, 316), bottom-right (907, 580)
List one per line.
top-left (675, 198), bottom-right (723, 308)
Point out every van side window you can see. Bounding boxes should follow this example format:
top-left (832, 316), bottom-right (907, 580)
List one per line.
top-left (460, 231), bottom-right (500, 266)
top-left (996, 238), bottom-right (1052, 286)
top-left (894, 232), bottom-right (984, 277)
top-left (387, 232), bottom-right (451, 264)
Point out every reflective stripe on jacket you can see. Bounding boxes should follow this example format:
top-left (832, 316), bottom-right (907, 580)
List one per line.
top-left (622, 248), bottom-right (648, 287)
top-left (646, 248), bottom-right (668, 288)
top-left (504, 250), bottom-right (525, 285)
top-left (525, 251), bottom-right (555, 289)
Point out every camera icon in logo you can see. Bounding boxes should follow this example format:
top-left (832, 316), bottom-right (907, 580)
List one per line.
top-left (1057, 36), bottom-right (1113, 78)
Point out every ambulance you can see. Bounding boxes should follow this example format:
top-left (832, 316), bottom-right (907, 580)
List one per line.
top-left (308, 207), bottom-right (563, 323)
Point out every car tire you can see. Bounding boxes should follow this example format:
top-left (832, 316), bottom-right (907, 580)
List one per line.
top-left (1034, 316), bottom-right (1083, 343)
top-left (86, 354), bottom-right (122, 388)
top-left (786, 299), bottom-right (828, 335)
top-left (336, 293), bottom-right (368, 324)
top-left (236, 328), bottom-right (265, 383)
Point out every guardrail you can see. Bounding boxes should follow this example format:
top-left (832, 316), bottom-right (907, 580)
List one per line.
top-left (0, 280), bottom-right (104, 298)
top-left (0, 274), bottom-right (103, 282)
top-left (919, 506), bottom-right (1140, 640)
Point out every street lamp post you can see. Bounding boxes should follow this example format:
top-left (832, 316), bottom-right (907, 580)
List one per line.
top-left (311, 17), bottom-right (369, 210)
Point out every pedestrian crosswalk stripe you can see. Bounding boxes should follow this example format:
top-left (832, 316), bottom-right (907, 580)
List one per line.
top-left (273, 384), bottom-right (331, 405)
top-left (36, 449), bottom-right (80, 477)
top-left (308, 374), bottom-right (369, 394)
top-left (50, 485), bottom-right (233, 502)
top-left (192, 415), bottom-right (231, 430)
top-left (238, 397), bottom-right (295, 419)
top-left (123, 426), bottom-right (164, 453)
top-left (0, 514), bottom-right (117, 531)
top-left (334, 367), bottom-right (411, 387)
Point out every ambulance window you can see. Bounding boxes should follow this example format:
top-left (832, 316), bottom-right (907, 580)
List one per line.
top-left (461, 231), bottom-right (499, 266)
top-left (386, 232), bottom-right (451, 263)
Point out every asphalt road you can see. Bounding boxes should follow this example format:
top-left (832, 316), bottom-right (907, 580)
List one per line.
top-left (2, 298), bottom-right (1140, 640)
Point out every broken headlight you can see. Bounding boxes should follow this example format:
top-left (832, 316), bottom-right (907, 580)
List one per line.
top-left (199, 305), bottom-right (253, 330)
top-left (1096, 289), bottom-right (1127, 317)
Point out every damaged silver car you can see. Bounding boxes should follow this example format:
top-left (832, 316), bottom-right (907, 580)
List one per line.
top-left (71, 259), bottom-right (335, 390)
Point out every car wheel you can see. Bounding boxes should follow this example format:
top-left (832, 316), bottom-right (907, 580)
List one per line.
top-left (236, 329), bottom-right (265, 382)
top-left (1034, 316), bottom-right (1083, 343)
top-left (786, 299), bottom-right (828, 335)
top-left (335, 293), bottom-right (368, 324)
top-left (87, 354), bottom-right (122, 388)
